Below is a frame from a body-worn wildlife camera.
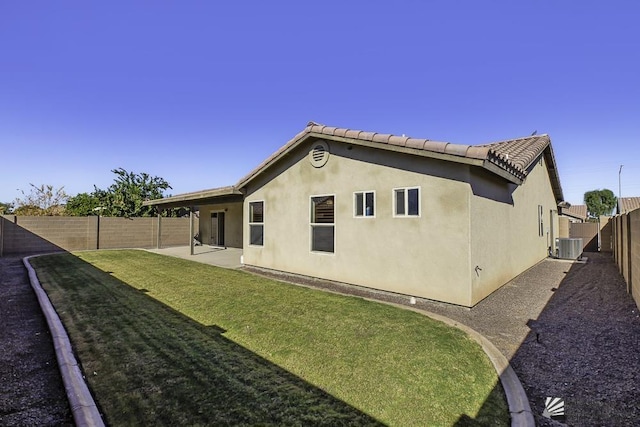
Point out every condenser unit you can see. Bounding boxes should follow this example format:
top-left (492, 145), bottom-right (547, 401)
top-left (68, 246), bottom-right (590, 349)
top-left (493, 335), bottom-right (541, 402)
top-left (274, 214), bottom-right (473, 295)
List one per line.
top-left (556, 238), bottom-right (583, 260)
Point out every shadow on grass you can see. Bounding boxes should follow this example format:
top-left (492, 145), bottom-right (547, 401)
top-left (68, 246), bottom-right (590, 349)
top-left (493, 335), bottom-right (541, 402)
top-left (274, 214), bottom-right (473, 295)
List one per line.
top-left (32, 253), bottom-right (384, 426)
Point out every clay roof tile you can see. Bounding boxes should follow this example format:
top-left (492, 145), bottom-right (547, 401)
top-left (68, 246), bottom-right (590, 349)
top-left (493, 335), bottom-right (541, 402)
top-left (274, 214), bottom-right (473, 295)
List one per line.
top-left (387, 135), bottom-right (409, 147)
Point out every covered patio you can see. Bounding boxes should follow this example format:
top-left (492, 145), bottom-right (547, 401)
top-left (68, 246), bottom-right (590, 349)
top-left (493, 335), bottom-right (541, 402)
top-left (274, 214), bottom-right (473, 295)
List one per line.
top-left (143, 185), bottom-right (245, 255)
top-left (147, 245), bottom-right (243, 269)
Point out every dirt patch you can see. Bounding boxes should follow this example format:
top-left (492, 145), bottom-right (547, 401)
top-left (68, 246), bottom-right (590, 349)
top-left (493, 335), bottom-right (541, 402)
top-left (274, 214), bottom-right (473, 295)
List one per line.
top-left (0, 255), bottom-right (72, 426)
top-left (507, 253), bottom-right (640, 426)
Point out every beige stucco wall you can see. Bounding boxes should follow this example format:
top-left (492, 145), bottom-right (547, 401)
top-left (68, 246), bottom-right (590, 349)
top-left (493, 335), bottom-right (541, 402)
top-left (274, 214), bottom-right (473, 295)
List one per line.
top-left (469, 156), bottom-right (559, 305)
top-left (242, 140), bottom-right (473, 306)
top-left (198, 202), bottom-right (243, 248)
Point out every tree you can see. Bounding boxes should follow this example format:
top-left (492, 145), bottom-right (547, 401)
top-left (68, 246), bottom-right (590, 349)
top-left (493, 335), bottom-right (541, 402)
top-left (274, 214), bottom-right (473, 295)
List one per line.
top-left (97, 168), bottom-right (172, 217)
top-left (0, 202), bottom-right (13, 215)
top-left (584, 189), bottom-right (617, 218)
top-left (65, 192), bottom-right (102, 216)
top-left (14, 184), bottom-right (69, 216)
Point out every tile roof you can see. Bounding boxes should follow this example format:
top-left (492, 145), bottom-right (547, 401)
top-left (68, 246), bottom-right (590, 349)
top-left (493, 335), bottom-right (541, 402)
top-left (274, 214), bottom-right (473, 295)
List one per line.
top-left (618, 197), bottom-right (640, 214)
top-left (305, 123), bottom-right (552, 180)
top-left (478, 135), bottom-right (552, 180)
top-left (145, 122), bottom-right (565, 206)
top-left (562, 204), bottom-right (588, 221)
top-left (237, 122), bottom-right (563, 201)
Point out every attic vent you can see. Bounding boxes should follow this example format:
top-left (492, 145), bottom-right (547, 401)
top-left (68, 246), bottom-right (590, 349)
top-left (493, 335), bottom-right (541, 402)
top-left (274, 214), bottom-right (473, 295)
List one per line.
top-left (309, 141), bottom-right (330, 168)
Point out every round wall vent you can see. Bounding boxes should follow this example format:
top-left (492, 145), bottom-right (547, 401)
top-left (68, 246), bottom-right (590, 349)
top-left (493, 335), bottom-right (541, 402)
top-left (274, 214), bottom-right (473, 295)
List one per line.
top-left (309, 141), bottom-right (330, 168)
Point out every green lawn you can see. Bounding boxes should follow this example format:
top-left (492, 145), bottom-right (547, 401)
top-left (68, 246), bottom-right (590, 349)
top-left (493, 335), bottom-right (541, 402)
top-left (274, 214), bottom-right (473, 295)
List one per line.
top-left (32, 250), bottom-right (508, 426)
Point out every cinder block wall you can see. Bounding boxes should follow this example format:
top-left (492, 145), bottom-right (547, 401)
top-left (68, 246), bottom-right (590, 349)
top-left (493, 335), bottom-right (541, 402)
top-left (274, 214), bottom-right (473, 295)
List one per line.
top-left (611, 211), bottom-right (639, 310)
top-left (0, 215), bottom-right (193, 255)
top-left (558, 217), bottom-right (570, 238)
top-left (160, 217), bottom-right (198, 247)
top-left (621, 216), bottom-right (630, 284)
top-left (99, 217), bottom-right (157, 249)
top-left (568, 222), bottom-right (599, 250)
top-left (630, 211), bottom-right (640, 309)
top-left (600, 216), bottom-right (613, 252)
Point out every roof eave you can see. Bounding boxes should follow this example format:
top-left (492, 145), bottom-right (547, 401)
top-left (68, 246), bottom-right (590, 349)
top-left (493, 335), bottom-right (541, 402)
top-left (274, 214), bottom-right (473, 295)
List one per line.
top-left (481, 161), bottom-right (523, 185)
top-left (542, 144), bottom-right (565, 203)
top-left (237, 131), bottom-right (494, 190)
top-left (318, 133), bottom-right (487, 165)
top-left (143, 186), bottom-right (243, 208)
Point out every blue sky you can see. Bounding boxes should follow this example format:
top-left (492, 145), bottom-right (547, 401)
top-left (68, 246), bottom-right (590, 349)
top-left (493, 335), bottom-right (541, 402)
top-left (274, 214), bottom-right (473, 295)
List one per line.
top-left (1, 1), bottom-right (639, 206)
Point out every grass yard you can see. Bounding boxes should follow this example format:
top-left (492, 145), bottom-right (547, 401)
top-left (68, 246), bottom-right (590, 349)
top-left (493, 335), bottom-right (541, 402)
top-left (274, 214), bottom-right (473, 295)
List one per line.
top-left (32, 250), bottom-right (508, 426)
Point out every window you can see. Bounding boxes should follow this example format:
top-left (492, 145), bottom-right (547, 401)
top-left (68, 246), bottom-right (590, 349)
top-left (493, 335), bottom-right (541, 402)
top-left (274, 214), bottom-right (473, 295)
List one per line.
top-left (394, 187), bottom-right (420, 217)
top-left (311, 195), bottom-right (335, 253)
top-left (538, 204), bottom-right (544, 237)
top-left (354, 191), bottom-right (375, 217)
top-left (249, 201), bottom-right (264, 246)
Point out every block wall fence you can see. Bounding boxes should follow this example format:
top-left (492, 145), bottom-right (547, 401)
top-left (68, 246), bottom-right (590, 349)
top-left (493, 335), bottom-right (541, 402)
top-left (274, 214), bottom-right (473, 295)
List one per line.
top-left (611, 210), bottom-right (640, 310)
top-left (0, 215), bottom-right (198, 256)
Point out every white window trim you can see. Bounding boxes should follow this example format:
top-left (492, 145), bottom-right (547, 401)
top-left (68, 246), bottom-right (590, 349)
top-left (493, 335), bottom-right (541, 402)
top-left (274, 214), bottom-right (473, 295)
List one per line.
top-left (538, 204), bottom-right (544, 237)
top-left (392, 186), bottom-right (421, 218)
top-left (310, 193), bottom-right (336, 255)
top-left (353, 190), bottom-right (376, 218)
top-left (248, 200), bottom-right (265, 247)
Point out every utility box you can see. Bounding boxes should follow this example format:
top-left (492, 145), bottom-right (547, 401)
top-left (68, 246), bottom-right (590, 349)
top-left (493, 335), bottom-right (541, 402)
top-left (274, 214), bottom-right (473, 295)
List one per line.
top-left (556, 238), bottom-right (583, 260)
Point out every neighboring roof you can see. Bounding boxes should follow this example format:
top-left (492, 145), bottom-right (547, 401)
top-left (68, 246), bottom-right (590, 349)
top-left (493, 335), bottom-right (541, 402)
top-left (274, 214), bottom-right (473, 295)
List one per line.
top-left (617, 197), bottom-right (640, 214)
top-left (561, 204), bottom-right (588, 221)
top-left (237, 122), bottom-right (564, 202)
top-left (145, 122), bottom-right (565, 207)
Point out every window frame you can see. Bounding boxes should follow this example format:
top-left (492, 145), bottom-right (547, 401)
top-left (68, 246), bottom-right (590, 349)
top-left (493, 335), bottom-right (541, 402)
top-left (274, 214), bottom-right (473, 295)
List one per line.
top-left (353, 190), bottom-right (376, 218)
top-left (538, 204), bottom-right (544, 237)
top-left (310, 194), bottom-right (336, 254)
top-left (393, 186), bottom-right (421, 217)
top-left (248, 200), bottom-right (265, 246)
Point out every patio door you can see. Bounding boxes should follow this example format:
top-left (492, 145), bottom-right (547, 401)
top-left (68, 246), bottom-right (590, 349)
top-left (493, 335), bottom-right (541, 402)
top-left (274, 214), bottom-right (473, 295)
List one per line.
top-left (210, 212), bottom-right (225, 247)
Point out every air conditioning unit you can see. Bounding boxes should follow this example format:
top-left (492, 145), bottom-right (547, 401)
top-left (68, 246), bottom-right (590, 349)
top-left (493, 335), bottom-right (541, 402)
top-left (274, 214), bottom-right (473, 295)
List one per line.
top-left (556, 238), bottom-right (583, 260)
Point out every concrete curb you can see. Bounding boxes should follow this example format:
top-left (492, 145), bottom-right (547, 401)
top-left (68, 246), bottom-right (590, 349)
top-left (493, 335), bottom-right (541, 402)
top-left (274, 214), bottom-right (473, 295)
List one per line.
top-left (245, 270), bottom-right (536, 427)
top-left (340, 294), bottom-right (535, 426)
top-left (23, 255), bottom-right (105, 427)
top-left (24, 248), bottom-right (531, 426)
top-left (392, 305), bottom-right (535, 427)
top-left (245, 269), bottom-right (534, 426)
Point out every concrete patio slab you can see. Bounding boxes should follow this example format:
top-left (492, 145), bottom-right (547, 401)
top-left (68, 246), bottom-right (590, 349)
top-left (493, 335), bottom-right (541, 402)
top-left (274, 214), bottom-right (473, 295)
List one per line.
top-left (146, 245), bottom-right (243, 269)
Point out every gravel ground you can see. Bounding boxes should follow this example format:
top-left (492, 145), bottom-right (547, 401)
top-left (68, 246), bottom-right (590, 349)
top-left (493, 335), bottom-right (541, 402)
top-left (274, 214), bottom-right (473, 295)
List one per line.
top-left (0, 255), bottom-right (73, 426)
top-left (245, 252), bottom-right (640, 426)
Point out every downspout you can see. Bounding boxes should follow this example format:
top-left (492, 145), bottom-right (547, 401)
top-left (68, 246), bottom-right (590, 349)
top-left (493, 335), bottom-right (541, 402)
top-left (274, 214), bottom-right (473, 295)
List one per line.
top-left (548, 209), bottom-right (556, 257)
top-left (467, 173), bottom-right (474, 307)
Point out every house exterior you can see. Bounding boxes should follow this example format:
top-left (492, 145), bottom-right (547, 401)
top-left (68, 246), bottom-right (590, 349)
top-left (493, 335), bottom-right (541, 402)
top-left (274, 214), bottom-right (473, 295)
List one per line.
top-left (558, 204), bottom-right (588, 238)
top-left (560, 204), bottom-right (588, 223)
top-left (617, 197), bottom-right (640, 215)
top-left (146, 122), bottom-right (564, 307)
